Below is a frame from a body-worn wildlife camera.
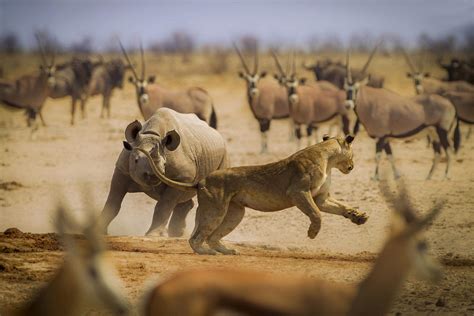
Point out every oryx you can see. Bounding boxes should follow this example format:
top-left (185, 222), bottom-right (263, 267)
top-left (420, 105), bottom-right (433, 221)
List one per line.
top-left (48, 57), bottom-right (95, 125)
top-left (272, 51), bottom-right (351, 149)
top-left (303, 57), bottom-right (384, 89)
top-left (344, 46), bottom-right (460, 180)
top-left (0, 35), bottom-right (57, 129)
top-left (121, 42), bottom-right (217, 128)
top-left (438, 57), bottom-right (474, 84)
top-left (234, 44), bottom-right (291, 152)
top-left (86, 58), bottom-right (130, 119)
top-left (403, 50), bottom-right (474, 95)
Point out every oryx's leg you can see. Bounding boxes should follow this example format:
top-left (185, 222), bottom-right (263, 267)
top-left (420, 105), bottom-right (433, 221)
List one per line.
top-left (314, 193), bottom-right (368, 225)
top-left (100, 95), bottom-right (106, 118)
top-left (38, 110), bottom-right (47, 127)
top-left (306, 125), bottom-right (314, 147)
top-left (294, 124), bottom-right (302, 151)
top-left (259, 119), bottom-right (270, 153)
top-left (467, 126), bottom-right (472, 140)
top-left (207, 202), bottom-right (245, 255)
top-left (99, 168), bottom-right (130, 234)
top-left (70, 97), bottom-right (77, 125)
top-left (146, 188), bottom-right (183, 236)
top-left (167, 199), bottom-right (194, 237)
top-left (288, 119), bottom-right (296, 141)
top-left (106, 95), bottom-right (112, 118)
top-left (437, 126), bottom-right (452, 179)
top-left (427, 141), bottom-right (441, 180)
top-left (289, 190), bottom-right (322, 239)
top-left (372, 138), bottom-right (385, 181)
top-left (80, 97), bottom-right (87, 119)
top-left (342, 115), bottom-right (350, 136)
top-left (384, 142), bottom-right (400, 179)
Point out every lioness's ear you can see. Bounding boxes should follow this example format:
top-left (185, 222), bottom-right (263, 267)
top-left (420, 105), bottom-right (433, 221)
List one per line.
top-left (125, 120), bottom-right (142, 143)
top-left (345, 135), bottom-right (355, 144)
top-left (123, 141), bottom-right (133, 151)
top-left (163, 130), bottom-right (180, 151)
top-left (322, 134), bottom-right (330, 141)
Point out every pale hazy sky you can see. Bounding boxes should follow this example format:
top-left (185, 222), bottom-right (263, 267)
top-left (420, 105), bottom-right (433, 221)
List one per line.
top-left (1, 0), bottom-right (473, 49)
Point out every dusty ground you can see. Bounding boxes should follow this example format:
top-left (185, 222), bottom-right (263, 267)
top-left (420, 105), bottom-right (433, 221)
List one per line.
top-left (0, 69), bottom-right (473, 315)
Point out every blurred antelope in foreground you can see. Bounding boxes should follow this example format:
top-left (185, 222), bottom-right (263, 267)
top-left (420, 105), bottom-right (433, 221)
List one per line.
top-left (142, 182), bottom-right (443, 316)
top-left (345, 44), bottom-right (459, 180)
top-left (234, 44), bottom-right (292, 152)
top-left (121, 42), bottom-right (217, 128)
top-left (273, 51), bottom-right (351, 149)
top-left (16, 200), bottom-right (129, 316)
top-left (0, 36), bottom-right (57, 129)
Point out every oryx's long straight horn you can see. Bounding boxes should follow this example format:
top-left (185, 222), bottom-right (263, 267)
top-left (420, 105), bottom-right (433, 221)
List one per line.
top-left (233, 42), bottom-right (251, 74)
top-left (140, 42), bottom-right (145, 80)
top-left (271, 49), bottom-right (286, 76)
top-left (253, 44), bottom-right (259, 75)
top-left (346, 49), bottom-right (353, 83)
top-left (292, 50), bottom-right (296, 76)
top-left (35, 33), bottom-right (48, 67)
top-left (361, 40), bottom-right (382, 76)
top-left (401, 46), bottom-right (417, 73)
top-left (119, 40), bottom-right (139, 80)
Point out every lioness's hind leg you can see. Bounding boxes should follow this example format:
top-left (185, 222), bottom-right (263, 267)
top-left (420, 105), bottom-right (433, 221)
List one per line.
top-left (207, 203), bottom-right (245, 255)
top-left (189, 194), bottom-right (228, 255)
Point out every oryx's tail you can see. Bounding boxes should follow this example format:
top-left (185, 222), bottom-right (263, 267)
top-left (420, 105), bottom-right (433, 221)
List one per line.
top-left (453, 117), bottom-right (461, 153)
top-left (209, 104), bottom-right (217, 129)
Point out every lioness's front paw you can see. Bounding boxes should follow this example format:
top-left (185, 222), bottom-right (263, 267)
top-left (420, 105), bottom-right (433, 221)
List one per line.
top-left (346, 210), bottom-right (368, 225)
top-left (308, 222), bottom-right (321, 239)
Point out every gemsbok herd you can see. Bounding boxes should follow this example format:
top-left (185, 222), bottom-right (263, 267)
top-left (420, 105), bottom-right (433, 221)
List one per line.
top-left (1, 36), bottom-right (472, 315)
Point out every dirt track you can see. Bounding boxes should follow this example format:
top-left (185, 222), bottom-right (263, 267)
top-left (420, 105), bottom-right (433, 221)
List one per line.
top-left (1, 78), bottom-right (474, 314)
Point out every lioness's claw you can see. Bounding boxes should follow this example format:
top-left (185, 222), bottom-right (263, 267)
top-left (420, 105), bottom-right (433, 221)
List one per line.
top-left (346, 210), bottom-right (368, 225)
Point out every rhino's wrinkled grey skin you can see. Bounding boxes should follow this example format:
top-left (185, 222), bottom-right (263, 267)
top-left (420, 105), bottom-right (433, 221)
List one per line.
top-left (100, 108), bottom-right (229, 237)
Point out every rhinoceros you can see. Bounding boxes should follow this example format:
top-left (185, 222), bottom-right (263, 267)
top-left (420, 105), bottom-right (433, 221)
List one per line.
top-left (100, 107), bottom-right (229, 236)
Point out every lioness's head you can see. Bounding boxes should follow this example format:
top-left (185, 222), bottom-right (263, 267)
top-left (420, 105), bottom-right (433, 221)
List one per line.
top-left (323, 134), bottom-right (355, 174)
top-left (122, 120), bottom-right (180, 188)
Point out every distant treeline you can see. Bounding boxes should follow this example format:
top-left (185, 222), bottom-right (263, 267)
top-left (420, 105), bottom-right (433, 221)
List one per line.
top-left (1, 25), bottom-right (473, 56)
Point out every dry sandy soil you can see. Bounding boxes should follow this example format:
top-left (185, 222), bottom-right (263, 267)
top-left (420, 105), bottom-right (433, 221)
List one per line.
top-left (0, 74), bottom-right (473, 315)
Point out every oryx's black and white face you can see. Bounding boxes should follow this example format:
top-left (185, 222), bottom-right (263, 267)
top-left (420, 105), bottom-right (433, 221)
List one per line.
top-left (343, 77), bottom-right (368, 110)
top-left (284, 75), bottom-right (307, 105)
top-left (406, 71), bottom-right (430, 95)
top-left (129, 75), bottom-right (156, 105)
top-left (238, 71), bottom-right (266, 99)
top-left (273, 73), bottom-right (288, 86)
top-left (39, 64), bottom-right (57, 88)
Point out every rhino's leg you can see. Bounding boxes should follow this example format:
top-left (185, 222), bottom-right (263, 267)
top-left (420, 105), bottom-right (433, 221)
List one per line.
top-left (145, 187), bottom-right (182, 236)
top-left (70, 97), bottom-right (77, 125)
top-left (168, 199), bottom-right (194, 237)
top-left (207, 202), bottom-right (245, 255)
top-left (99, 168), bottom-right (130, 234)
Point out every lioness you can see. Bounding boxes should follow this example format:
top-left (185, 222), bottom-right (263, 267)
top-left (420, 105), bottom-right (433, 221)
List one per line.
top-left (134, 135), bottom-right (368, 255)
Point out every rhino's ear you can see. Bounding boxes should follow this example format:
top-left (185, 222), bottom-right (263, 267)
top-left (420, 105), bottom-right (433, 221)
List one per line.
top-left (125, 120), bottom-right (142, 143)
top-left (163, 130), bottom-right (180, 151)
top-left (123, 141), bottom-right (133, 151)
